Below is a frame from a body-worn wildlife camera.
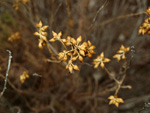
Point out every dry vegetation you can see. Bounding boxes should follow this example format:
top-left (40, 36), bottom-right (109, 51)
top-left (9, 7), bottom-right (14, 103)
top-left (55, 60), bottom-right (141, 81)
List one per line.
top-left (0, 0), bottom-right (150, 113)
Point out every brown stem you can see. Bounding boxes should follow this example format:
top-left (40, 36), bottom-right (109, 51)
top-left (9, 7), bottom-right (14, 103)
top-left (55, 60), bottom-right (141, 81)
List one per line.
top-left (104, 67), bottom-right (119, 84)
top-left (100, 12), bottom-right (146, 26)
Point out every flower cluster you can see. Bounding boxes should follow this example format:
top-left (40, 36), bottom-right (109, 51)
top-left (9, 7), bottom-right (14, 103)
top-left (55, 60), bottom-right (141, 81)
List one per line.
top-left (8, 32), bottom-right (21, 42)
top-left (34, 21), bottom-right (48, 49)
top-left (113, 45), bottom-right (130, 62)
top-left (93, 52), bottom-right (110, 69)
top-left (108, 95), bottom-right (124, 107)
top-left (33, 20), bottom-right (132, 107)
top-left (138, 7), bottom-right (150, 35)
top-left (20, 71), bottom-right (29, 83)
top-left (49, 31), bottom-right (95, 73)
top-left (138, 17), bottom-right (150, 35)
top-left (93, 45), bottom-right (130, 69)
top-left (34, 21), bottom-right (130, 73)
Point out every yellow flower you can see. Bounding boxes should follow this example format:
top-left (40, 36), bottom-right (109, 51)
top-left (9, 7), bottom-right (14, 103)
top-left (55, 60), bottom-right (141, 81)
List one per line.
top-left (138, 17), bottom-right (150, 35)
top-left (8, 32), bottom-right (21, 42)
top-left (66, 60), bottom-right (79, 73)
top-left (34, 21), bottom-right (48, 49)
top-left (58, 50), bottom-right (68, 61)
top-left (65, 36), bottom-right (77, 46)
top-left (113, 45), bottom-right (130, 62)
top-left (20, 71), bottom-right (29, 84)
top-left (86, 40), bottom-right (95, 58)
top-left (108, 95), bottom-right (124, 107)
top-left (76, 36), bottom-right (82, 43)
top-left (49, 31), bottom-right (62, 42)
top-left (93, 52), bottom-right (110, 69)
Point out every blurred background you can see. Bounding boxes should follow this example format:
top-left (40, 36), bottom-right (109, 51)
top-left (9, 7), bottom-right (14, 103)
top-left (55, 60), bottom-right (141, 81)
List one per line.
top-left (0, 0), bottom-right (150, 113)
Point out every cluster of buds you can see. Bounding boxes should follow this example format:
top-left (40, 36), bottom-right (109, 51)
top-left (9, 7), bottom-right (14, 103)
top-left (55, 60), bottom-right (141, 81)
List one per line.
top-left (138, 17), bottom-right (150, 35)
top-left (8, 32), bottom-right (20, 42)
top-left (13, 0), bottom-right (30, 10)
top-left (108, 95), bottom-right (124, 107)
top-left (33, 21), bottom-right (131, 107)
top-left (20, 71), bottom-right (29, 83)
top-left (113, 45), bottom-right (130, 62)
top-left (138, 7), bottom-right (150, 35)
top-left (34, 21), bottom-right (48, 49)
top-left (49, 31), bottom-right (95, 73)
top-left (34, 21), bottom-right (130, 74)
top-left (93, 45), bottom-right (130, 69)
top-left (93, 52), bottom-right (110, 69)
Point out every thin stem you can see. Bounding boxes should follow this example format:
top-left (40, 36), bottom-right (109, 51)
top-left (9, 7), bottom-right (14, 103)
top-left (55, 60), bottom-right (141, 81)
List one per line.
top-left (115, 82), bottom-right (121, 95)
top-left (100, 12), bottom-right (146, 26)
top-left (0, 50), bottom-right (12, 98)
top-left (115, 60), bottom-right (128, 95)
top-left (46, 41), bottom-right (53, 54)
top-left (47, 59), bottom-right (61, 63)
top-left (88, 0), bottom-right (108, 31)
top-left (60, 40), bottom-right (67, 50)
top-left (104, 67), bottom-right (119, 84)
top-left (121, 85), bottom-right (132, 89)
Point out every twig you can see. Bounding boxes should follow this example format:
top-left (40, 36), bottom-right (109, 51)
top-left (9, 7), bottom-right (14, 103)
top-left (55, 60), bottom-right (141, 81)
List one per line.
top-left (66, 0), bottom-right (72, 29)
top-left (46, 59), bottom-right (61, 63)
top-left (82, 62), bottom-right (93, 67)
top-left (104, 67), bottom-right (119, 84)
top-left (121, 85), bottom-right (132, 89)
top-left (99, 12), bottom-right (146, 26)
top-left (88, 0), bottom-right (108, 31)
top-left (0, 50), bottom-right (12, 98)
top-left (32, 73), bottom-right (42, 77)
top-left (54, 2), bottom-right (63, 16)
top-left (119, 94), bottom-right (150, 110)
top-left (138, 102), bottom-right (150, 113)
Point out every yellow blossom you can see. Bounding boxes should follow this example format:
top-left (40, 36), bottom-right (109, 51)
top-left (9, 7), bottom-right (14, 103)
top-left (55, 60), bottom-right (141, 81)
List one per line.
top-left (66, 60), bottom-right (79, 73)
top-left (20, 71), bottom-right (29, 84)
top-left (58, 50), bottom-right (68, 61)
top-left (49, 31), bottom-right (62, 42)
top-left (8, 32), bottom-right (21, 42)
top-left (86, 40), bottom-right (95, 58)
top-left (34, 21), bottom-right (48, 49)
top-left (113, 45), bottom-right (130, 62)
top-left (93, 52), bottom-right (110, 69)
top-left (108, 95), bottom-right (124, 107)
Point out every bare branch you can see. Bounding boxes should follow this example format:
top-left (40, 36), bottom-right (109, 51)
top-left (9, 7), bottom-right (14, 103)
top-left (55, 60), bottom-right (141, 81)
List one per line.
top-left (0, 50), bottom-right (12, 98)
top-left (100, 12), bottom-right (146, 26)
top-left (88, 0), bottom-right (108, 31)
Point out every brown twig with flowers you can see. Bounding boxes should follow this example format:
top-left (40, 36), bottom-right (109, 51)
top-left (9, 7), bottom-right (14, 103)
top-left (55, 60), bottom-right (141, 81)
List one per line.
top-left (34, 21), bottom-right (95, 73)
top-left (33, 19), bottom-right (133, 107)
top-left (92, 45), bottom-right (131, 107)
top-left (138, 7), bottom-right (150, 35)
top-left (49, 32), bottom-right (96, 73)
